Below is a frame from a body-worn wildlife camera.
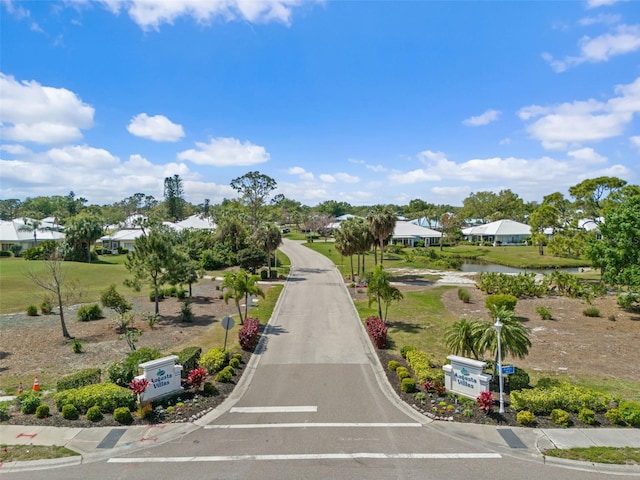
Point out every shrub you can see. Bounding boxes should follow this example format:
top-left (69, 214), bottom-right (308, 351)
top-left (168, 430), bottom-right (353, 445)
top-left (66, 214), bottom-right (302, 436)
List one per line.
top-left (40, 299), bottom-right (53, 314)
top-left (62, 404), bottom-right (79, 420)
top-left (26, 304), bottom-right (38, 316)
top-left (477, 272), bottom-right (543, 297)
top-left (508, 367), bottom-right (530, 392)
top-left (457, 288), bottom-right (471, 303)
top-left (113, 407), bottom-right (133, 425)
top-left (536, 377), bottom-right (562, 389)
top-left (476, 391), bottom-right (493, 413)
top-left (100, 284), bottom-right (132, 315)
top-left (199, 347), bottom-right (229, 374)
top-left (605, 408), bottom-right (625, 425)
top-left (180, 301), bottom-right (194, 323)
top-left (175, 347), bottom-right (202, 378)
top-left (485, 294), bottom-right (518, 313)
top-left (72, 339), bottom-right (83, 353)
top-left (401, 377), bottom-right (416, 393)
top-left (232, 353), bottom-right (243, 362)
top-left (364, 316), bottom-right (387, 349)
top-left (511, 383), bottom-right (611, 415)
top-left (535, 306), bottom-right (552, 320)
top-left (57, 368), bottom-right (102, 392)
top-left (551, 408), bottom-right (570, 427)
top-left (215, 366), bottom-right (235, 383)
top-left (19, 392), bottom-right (41, 414)
top-left (187, 367), bottom-right (208, 390)
top-left (400, 345), bottom-right (416, 358)
top-left (516, 410), bottom-right (536, 426)
top-left (238, 318), bottom-right (260, 351)
top-left (387, 360), bottom-right (400, 372)
top-left (260, 269), bottom-right (268, 280)
top-left (619, 401), bottom-right (640, 427)
top-left (202, 382), bottom-right (218, 396)
top-left (149, 290), bottom-right (165, 302)
top-left (9, 244), bottom-right (22, 256)
top-left (617, 291), bottom-right (640, 312)
top-left (583, 307), bottom-right (600, 317)
top-left (229, 357), bottom-right (241, 369)
top-left (35, 404), bottom-right (50, 419)
top-left (578, 408), bottom-right (596, 425)
top-left (0, 406), bottom-right (10, 421)
top-left (396, 367), bottom-right (410, 380)
top-left (86, 405), bottom-right (103, 422)
top-left (405, 350), bottom-right (435, 384)
top-left (77, 304), bottom-right (103, 321)
top-left (54, 383), bottom-right (135, 414)
top-left (107, 347), bottom-right (161, 386)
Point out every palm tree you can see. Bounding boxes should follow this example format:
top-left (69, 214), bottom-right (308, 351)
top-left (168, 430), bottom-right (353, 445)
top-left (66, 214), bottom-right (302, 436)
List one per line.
top-left (333, 227), bottom-right (356, 280)
top-left (222, 269), bottom-right (265, 324)
top-left (445, 318), bottom-right (481, 359)
top-left (18, 218), bottom-right (42, 246)
top-left (367, 205), bottom-right (397, 265)
top-left (253, 223), bottom-right (282, 277)
top-left (475, 307), bottom-right (532, 361)
top-left (366, 264), bottom-right (403, 321)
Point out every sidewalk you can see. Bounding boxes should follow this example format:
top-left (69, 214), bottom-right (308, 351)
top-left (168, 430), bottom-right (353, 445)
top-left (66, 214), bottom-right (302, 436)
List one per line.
top-left (1, 419), bottom-right (639, 474)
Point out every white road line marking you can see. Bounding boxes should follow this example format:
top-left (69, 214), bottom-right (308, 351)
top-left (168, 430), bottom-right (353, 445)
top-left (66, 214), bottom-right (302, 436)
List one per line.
top-left (204, 422), bottom-right (422, 429)
top-left (229, 406), bottom-right (318, 413)
top-left (109, 452), bottom-right (502, 463)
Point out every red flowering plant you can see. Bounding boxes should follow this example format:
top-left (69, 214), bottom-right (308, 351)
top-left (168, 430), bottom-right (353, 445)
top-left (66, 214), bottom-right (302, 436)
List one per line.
top-left (187, 367), bottom-right (207, 390)
top-left (129, 377), bottom-right (150, 410)
top-left (476, 391), bottom-right (494, 414)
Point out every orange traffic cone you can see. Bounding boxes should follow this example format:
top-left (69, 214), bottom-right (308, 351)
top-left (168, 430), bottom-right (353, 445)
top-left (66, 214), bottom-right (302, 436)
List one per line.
top-left (18, 382), bottom-right (23, 394)
top-left (32, 376), bottom-right (40, 392)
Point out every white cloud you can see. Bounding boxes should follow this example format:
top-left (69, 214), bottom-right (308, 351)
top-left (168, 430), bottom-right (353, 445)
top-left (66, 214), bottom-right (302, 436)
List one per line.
top-left (287, 166), bottom-right (306, 175)
top-left (462, 109), bottom-right (501, 127)
top-left (544, 25), bottom-right (640, 72)
top-left (0, 144), bottom-right (31, 155)
top-left (127, 113), bottom-right (185, 142)
top-left (0, 73), bottom-right (94, 144)
top-left (319, 174), bottom-right (335, 183)
top-left (518, 76), bottom-right (640, 149)
top-left (177, 137), bottom-right (269, 166)
top-left (389, 168), bottom-right (441, 185)
top-left (586, 0), bottom-right (624, 8)
top-left (335, 172), bottom-right (359, 183)
top-left (567, 147), bottom-right (607, 163)
top-left (631, 136), bottom-right (640, 152)
top-left (1, 0), bottom-right (31, 20)
top-left (365, 164), bottom-right (388, 173)
top-left (578, 13), bottom-right (621, 26)
top-left (499, 138), bottom-right (511, 145)
top-left (101, 0), bottom-right (311, 30)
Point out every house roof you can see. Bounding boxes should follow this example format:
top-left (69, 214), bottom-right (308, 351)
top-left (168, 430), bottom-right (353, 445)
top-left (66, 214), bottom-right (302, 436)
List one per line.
top-left (0, 219), bottom-right (66, 243)
top-left (175, 214), bottom-right (216, 230)
top-left (462, 219), bottom-right (531, 236)
top-left (392, 221), bottom-right (442, 238)
top-left (101, 229), bottom-right (146, 242)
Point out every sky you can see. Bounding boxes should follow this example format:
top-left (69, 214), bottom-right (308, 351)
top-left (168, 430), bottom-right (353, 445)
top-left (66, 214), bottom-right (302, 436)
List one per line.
top-left (1, 0), bottom-right (639, 209)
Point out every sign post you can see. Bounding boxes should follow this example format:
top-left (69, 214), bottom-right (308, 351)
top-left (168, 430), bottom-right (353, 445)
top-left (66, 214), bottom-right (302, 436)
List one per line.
top-left (221, 315), bottom-right (235, 351)
top-left (500, 365), bottom-right (515, 375)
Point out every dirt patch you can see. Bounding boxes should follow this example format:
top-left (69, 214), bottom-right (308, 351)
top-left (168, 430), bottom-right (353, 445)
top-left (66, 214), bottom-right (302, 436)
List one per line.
top-left (0, 280), bottom-right (268, 383)
top-left (441, 287), bottom-right (640, 382)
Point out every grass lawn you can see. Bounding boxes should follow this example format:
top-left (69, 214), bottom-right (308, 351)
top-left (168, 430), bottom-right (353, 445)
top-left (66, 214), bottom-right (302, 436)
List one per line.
top-left (0, 256), bottom-right (131, 314)
top-left (544, 447), bottom-right (640, 465)
top-left (0, 444), bottom-right (79, 462)
top-left (438, 245), bottom-right (589, 269)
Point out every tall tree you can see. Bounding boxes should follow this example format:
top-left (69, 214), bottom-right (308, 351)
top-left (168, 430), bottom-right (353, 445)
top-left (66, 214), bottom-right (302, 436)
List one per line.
top-left (252, 223), bottom-right (282, 276)
top-left (230, 171), bottom-right (277, 230)
top-left (366, 265), bottom-right (403, 322)
top-left (18, 218), bottom-right (42, 246)
top-left (0, 199), bottom-right (22, 220)
top-left (569, 176), bottom-right (627, 224)
top-left (334, 225), bottom-right (356, 280)
top-left (124, 226), bottom-right (179, 315)
top-left (164, 174), bottom-right (186, 222)
top-left (27, 252), bottom-right (81, 339)
top-left (475, 307), bottom-right (532, 362)
top-left (63, 216), bottom-right (104, 263)
top-left (222, 270), bottom-right (265, 324)
top-left (367, 205), bottom-right (397, 265)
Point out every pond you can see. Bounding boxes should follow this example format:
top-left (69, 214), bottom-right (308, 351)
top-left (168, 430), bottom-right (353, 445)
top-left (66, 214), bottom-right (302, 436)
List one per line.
top-left (459, 261), bottom-right (583, 275)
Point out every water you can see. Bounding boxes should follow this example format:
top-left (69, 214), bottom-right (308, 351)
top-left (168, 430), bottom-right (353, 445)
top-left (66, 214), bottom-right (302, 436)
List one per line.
top-left (459, 261), bottom-right (583, 275)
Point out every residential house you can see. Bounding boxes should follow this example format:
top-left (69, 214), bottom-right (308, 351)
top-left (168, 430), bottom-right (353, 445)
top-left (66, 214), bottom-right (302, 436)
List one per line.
top-left (462, 219), bottom-right (531, 245)
top-left (0, 218), bottom-right (65, 252)
top-left (391, 221), bottom-right (442, 247)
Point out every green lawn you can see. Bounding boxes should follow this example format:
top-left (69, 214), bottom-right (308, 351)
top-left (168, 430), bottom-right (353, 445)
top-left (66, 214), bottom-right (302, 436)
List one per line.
top-left (0, 256), bottom-right (131, 314)
top-left (544, 447), bottom-right (640, 465)
top-left (438, 245), bottom-right (589, 269)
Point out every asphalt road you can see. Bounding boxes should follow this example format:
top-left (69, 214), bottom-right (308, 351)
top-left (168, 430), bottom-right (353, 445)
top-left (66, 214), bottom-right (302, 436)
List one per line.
top-left (4, 240), bottom-right (616, 479)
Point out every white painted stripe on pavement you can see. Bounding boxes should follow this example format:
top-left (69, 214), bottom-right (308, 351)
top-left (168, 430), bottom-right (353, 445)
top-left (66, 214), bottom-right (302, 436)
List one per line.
top-left (230, 406), bottom-right (318, 413)
top-left (109, 452), bottom-right (501, 463)
top-left (204, 422), bottom-right (422, 429)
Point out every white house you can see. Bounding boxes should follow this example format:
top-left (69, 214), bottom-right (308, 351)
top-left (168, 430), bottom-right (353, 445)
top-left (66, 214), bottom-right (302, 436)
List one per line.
top-left (391, 221), bottom-right (442, 247)
top-left (462, 219), bottom-right (531, 245)
top-left (0, 218), bottom-right (65, 252)
top-left (174, 214), bottom-right (216, 230)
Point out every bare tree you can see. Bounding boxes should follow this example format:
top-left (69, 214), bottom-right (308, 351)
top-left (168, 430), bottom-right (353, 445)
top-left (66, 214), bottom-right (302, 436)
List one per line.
top-left (27, 253), bottom-right (83, 339)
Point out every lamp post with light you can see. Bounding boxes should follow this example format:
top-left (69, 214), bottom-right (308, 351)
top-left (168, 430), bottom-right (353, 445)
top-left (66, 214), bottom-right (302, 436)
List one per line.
top-left (494, 318), bottom-right (505, 414)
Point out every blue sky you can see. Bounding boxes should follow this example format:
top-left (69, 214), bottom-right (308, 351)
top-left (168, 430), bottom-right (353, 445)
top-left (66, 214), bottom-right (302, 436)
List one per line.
top-left (1, 0), bottom-right (638, 208)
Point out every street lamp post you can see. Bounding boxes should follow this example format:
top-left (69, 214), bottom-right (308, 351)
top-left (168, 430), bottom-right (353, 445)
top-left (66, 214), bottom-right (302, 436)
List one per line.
top-left (494, 318), bottom-right (505, 414)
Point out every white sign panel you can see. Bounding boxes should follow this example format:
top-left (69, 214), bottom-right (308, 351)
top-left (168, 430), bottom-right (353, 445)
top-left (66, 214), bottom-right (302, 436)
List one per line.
top-left (442, 355), bottom-right (492, 400)
top-left (136, 355), bottom-right (184, 402)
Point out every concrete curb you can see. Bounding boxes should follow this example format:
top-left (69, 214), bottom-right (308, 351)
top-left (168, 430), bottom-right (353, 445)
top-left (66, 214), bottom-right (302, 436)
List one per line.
top-left (0, 454), bottom-right (82, 473)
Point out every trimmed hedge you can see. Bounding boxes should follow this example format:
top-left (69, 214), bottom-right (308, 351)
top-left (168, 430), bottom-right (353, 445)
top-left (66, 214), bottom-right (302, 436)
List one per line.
top-left (510, 383), bottom-right (611, 415)
top-left (199, 347), bottom-right (229, 374)
top-left (215, 365), bottom-right (235, 383)
top-left (405, 350), bottom-right (434, 384)
top-left (401, 377), bottom-right (416, 393)
top-left (113, 407), bottom-right (133, 425)
top-left (57, 368), bottom-right (102, 392)
top-left (54, 383), bottom-right (135, 414)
